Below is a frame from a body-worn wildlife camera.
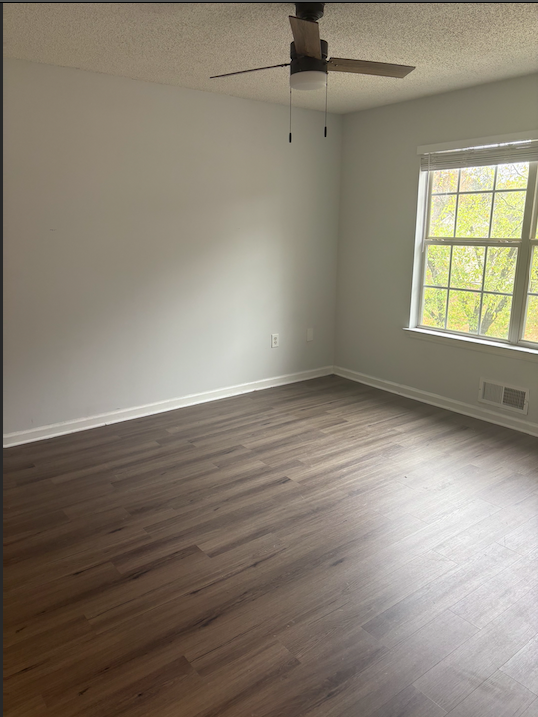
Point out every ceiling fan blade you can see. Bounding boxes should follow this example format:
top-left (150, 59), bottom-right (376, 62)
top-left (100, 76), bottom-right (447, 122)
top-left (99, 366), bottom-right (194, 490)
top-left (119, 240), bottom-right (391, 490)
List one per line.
top-left (210, 63), bottom-right (290, 79)
top-left (328, 58), bottom-right (415, 78)
top-left (289, 16), bottom-right (321, 59)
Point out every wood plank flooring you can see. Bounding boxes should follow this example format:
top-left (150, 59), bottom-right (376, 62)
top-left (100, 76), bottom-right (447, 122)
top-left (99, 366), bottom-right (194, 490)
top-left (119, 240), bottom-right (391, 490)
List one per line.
top-left (3, 376), bottom-right (538, 717)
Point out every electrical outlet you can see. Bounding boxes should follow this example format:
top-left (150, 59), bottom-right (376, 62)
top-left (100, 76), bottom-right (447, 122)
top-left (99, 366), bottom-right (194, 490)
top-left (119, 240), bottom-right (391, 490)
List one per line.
top-left (307, 328), bottom-right (314, 342)
top-left (271, 333), bottom-right (279, 348)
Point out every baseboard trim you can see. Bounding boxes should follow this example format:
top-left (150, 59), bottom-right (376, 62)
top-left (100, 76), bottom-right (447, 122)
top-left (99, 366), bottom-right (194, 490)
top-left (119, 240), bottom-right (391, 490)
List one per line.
top-left (334, 366), bottom-right (538, 437)
top-left (3, 366), bottom-right (334, 448)
top-left (5, 364), bottom-right (536, 447)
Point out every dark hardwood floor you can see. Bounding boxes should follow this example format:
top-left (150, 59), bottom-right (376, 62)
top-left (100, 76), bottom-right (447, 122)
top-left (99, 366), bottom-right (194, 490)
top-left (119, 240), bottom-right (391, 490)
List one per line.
top-left (3, 376), bottom-right (538, 717)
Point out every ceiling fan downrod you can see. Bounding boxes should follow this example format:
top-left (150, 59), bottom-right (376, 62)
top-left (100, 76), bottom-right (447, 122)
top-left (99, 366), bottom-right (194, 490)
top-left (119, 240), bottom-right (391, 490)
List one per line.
top-left (295, 3), bottom-right (325, 22)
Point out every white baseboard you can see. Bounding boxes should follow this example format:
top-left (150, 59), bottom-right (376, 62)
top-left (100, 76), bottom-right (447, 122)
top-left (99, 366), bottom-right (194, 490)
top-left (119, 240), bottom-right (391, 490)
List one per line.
top-left (334, 366), bottom-right (538, 437)
top-left (5, 364), bottom-right (537, 447)
top-left (3, 366), bottom-right (333, 448)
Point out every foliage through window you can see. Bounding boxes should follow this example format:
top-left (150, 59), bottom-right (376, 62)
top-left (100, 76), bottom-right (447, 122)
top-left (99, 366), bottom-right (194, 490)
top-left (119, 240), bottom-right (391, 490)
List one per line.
top-left (416, 143), bottom-right (538, 347)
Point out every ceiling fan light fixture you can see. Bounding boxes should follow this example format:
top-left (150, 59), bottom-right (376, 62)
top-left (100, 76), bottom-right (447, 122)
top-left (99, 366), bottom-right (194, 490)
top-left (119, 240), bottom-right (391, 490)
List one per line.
top-left (290, 69), bottom-right (327, 91)
top-left (210, 4), bottom-right (416, 105)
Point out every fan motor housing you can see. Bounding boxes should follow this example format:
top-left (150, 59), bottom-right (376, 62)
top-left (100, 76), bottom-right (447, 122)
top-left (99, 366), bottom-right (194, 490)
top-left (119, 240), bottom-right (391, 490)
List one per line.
top-left (290, 39), bottom-right (328, 77)
top-left (295, 3), bottom-right (325, 22)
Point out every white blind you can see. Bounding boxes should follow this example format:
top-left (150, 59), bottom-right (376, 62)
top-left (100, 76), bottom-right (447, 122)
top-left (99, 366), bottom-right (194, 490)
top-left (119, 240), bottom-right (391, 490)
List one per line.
top-left (420, 139), bottom-right (538, 172)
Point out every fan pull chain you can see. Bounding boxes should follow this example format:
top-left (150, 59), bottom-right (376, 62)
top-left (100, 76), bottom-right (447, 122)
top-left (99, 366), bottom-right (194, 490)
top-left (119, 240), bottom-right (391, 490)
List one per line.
top-left (289, 88), bottom-right (292, 143)
top-left (324, 74), bottom-right (328, 137)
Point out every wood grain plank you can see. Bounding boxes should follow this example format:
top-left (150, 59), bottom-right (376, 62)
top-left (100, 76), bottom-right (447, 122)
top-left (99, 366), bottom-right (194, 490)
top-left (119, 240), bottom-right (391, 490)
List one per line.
top-left (445, 670), bottom-right (536, 717)
top-left (3, 376), bottom-right (537, 717)
top-left (450, 551), bottom-right (538, 628)
top-left (501, 634), bottom-right (538, 695)
top-left (415, 587), bottom-right (538, 711)
top-left (362, 542), bottom-right (520, 647)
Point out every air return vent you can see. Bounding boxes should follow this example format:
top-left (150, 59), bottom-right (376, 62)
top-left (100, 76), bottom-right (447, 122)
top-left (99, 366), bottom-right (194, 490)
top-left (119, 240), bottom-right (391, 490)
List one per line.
top-left (478, 379), bottom-right (529, 415)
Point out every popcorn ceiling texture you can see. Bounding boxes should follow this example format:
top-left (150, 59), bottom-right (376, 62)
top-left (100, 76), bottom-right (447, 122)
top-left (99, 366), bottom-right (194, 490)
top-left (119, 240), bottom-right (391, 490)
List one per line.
top-left (3, 2), bottom-right (538, 113)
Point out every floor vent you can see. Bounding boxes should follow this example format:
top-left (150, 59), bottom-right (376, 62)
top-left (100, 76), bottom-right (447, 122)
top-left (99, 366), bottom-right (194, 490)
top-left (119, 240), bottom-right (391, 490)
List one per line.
top-left (478, 379), bottom-right (529, 415)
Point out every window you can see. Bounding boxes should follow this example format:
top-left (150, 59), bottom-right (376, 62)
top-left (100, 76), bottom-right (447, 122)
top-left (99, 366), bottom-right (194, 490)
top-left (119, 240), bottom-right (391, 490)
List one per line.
top-left (413, 139), bottom-right (538, 349)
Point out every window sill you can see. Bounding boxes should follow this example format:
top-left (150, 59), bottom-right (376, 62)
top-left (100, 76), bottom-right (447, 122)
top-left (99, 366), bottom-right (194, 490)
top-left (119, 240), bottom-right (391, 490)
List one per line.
top-left (404, 327), bottom-right (538, 362)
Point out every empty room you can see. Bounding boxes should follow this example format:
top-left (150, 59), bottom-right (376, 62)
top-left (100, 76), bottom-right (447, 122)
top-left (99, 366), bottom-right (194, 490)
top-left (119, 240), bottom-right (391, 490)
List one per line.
top-left (3, 3), bottom-right (538, 716)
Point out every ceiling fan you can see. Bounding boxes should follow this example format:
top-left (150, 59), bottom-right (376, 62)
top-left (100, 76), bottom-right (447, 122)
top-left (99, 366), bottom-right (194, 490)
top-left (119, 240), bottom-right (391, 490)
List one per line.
top-left (210, 2), bottom-right (415, 91)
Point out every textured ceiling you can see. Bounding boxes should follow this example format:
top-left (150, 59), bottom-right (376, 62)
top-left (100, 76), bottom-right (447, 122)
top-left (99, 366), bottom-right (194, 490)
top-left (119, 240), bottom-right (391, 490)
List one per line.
top-left (3, 2), bottom-right (538, 114)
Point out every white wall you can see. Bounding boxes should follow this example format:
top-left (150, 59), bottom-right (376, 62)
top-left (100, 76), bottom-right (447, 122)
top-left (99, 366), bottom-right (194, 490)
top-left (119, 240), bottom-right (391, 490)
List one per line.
top-left (4, 60), bottom-right (537, 442)
top-left (3, 59), bottom-right (342, 437)
top-left (336, 74), bottom-right (538, 431)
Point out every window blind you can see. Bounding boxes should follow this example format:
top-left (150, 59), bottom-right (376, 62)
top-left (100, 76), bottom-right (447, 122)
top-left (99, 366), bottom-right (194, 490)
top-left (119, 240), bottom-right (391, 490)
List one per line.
top-left (420, 139), bottom-right (538, 172)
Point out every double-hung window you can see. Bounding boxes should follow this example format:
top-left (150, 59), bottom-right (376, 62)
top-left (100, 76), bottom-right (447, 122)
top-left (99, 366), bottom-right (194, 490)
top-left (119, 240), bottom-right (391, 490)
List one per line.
top-left (414, 138), bottom-right (538, 349)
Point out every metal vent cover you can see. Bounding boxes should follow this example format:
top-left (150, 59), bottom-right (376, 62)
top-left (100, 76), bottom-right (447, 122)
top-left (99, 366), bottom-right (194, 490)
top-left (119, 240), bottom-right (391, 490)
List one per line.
top-left (478, 379), bottom-right (529, 415)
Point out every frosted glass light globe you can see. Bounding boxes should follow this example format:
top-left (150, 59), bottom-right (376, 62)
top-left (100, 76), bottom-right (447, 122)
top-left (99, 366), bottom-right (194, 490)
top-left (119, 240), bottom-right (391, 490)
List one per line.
top-left (290, 71), bottom-right (327, 91)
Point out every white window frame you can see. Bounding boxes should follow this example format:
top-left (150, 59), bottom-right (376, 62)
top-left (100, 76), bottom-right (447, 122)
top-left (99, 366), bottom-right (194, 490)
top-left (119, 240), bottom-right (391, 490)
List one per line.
top-left (409, 134), bottom-right (538, 353)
